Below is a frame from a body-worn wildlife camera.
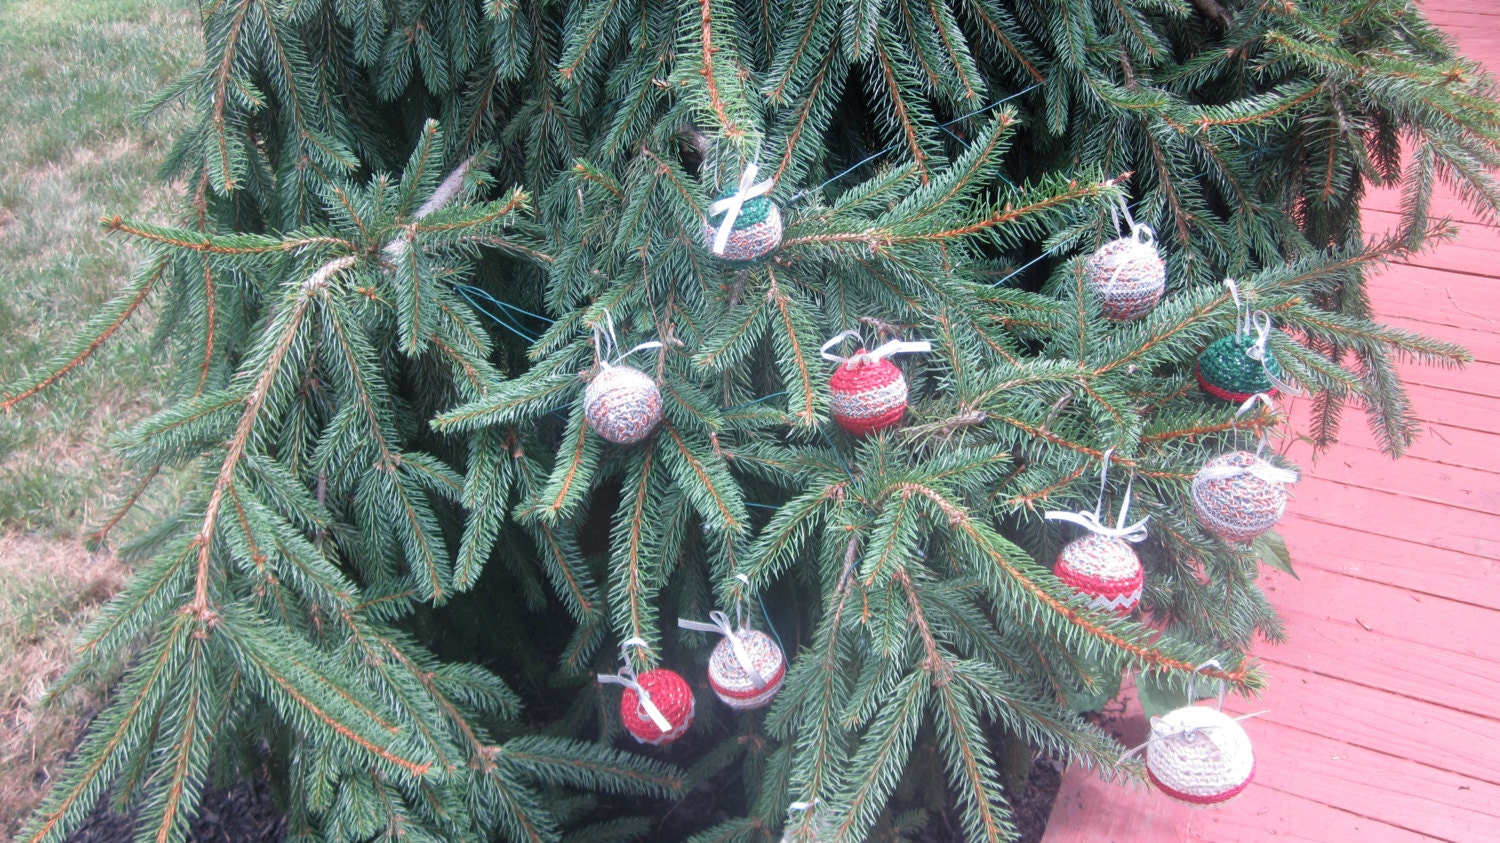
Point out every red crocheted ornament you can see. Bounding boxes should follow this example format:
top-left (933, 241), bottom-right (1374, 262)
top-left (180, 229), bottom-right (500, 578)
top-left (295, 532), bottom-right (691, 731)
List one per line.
top-left (829, 352), bottom-right (908, 436)
top-left (619, 669), bottom-right (695, 746)
top-left (1053, 534), bottom-right (1144, 614)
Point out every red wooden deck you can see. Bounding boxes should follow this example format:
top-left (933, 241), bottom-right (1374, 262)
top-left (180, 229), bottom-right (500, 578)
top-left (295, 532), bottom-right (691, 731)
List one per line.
top-left (1043, 7), bottom-right (1500, 842)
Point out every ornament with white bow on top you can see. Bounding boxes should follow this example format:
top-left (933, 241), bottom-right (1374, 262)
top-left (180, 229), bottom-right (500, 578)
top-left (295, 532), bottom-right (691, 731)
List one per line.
top-left (821, 331), bottom-right (931, 436)
top-left (597, 650), bottom-right (695, 746)
top-left (679, 609), bottom-right (786, 710)
top-left (1192, 395), bottom-right (1299, 543)
top-left (1130, 661), bottom-right (1260, 806)
top-left (1084, 197), bottom-right (1166, 322)
top-left (1045, 450), bottom-right (1147, 614)
top-left (704, 160), bottom-right (782, 261)
top-left (1197, 280), bottom-right (1298, 403)
top-left (583, 310), bottom-right (663, 445)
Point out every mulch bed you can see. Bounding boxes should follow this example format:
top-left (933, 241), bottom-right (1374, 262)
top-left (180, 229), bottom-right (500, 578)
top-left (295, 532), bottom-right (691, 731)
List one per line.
top-left (65, 755), bottom-right (1061, 842)
top-left (68, 776), bottom-right (285, 843)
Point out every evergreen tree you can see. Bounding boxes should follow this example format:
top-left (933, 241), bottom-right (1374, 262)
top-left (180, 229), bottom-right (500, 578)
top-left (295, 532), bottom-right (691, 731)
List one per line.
top-left (7, 0), bottom-right (1499, 840)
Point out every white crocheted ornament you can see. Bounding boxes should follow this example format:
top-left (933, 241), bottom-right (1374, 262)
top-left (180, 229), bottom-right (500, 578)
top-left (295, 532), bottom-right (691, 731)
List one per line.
top-left (1191, 451), bottom-right (1291, 543)
top-left (1146, 705), bottom-right (1255, 806)
top-left (707, 629), bottom-right (786, 710)
top-left (1084, 229), bottom-right (1166, 322)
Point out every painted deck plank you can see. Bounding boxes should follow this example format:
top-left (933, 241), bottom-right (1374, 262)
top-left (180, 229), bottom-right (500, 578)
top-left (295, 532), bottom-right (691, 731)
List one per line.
top-left (1247, 659), bottom-right (1500, 788)
top-left (1257, 564), bottom-right (1499, 663)
top-left (1257, 603), bottom-right (1500, 722)
top-left (1283, 445), bottom-right (1500, 516)
top-left (1290, 475), bottom-right (1500, 559)
top-left (1043, 6), bottom-right (1500, 838)
top-left (1275, 518), bottom-right (1500, 610)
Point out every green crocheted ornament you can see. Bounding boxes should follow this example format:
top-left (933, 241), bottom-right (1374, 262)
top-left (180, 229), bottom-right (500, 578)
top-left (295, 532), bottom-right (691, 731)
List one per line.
top-left (1196, 334), bottom-right (1284, 402)
top-left (707, 190), bottom-right (773, 229)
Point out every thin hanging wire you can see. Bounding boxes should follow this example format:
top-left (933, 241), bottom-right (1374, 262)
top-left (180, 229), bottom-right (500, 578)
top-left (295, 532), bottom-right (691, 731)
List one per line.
top-left (788, 82), bottom-right (1042, 202)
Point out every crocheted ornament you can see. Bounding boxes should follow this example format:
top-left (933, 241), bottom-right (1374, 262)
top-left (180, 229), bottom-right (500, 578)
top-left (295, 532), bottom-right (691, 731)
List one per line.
top-left (707, 629), bottom-right (786, 710)
top-left (619, 668), bottom-right (696, 745)
top-left (1084, 230), bottom-right (1166, 322)
top-left (1191, 451), bottom-right (1292, 543)
top-left (1147, 705), bottom-right (1256, 806)
top-left (1054, 533), bottom-right (1144, 614)
top-left (829, 353), bottom-right (908, 436)
top-left (584, 365), bottom-right (662, 444)
top-left (704, 190), bottom-right (783, 261)
top-left (1196, 334), bottom-right (1283, 403)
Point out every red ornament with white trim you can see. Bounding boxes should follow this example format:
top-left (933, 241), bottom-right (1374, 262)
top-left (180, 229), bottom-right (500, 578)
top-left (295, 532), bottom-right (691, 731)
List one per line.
top-left (822, 333), bottom-right (931, 436)
top-left (599, 666), bottom-right (695, 746)
top-left (1191, 451), bottom-right (1296, 543)
top-left (1053, 533), bottom-right (1143, 614)
top-left (681, 612), bottom-right (786, 710)
top-left (1045, 453), bottom-right (1149, 613)
top-left (1146, 705), bottom-right (1256, 805)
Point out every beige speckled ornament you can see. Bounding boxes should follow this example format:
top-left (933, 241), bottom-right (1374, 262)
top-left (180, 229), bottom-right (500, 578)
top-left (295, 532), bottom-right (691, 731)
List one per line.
top-left (1146, 705), bottom-right (1256, 805)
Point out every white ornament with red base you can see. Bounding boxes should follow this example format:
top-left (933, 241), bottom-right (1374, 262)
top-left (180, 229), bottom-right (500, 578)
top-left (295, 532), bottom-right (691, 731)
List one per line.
top-left (1045, 449), bottom-right (1147, 614)
top-left (679, 609), bottom-right (786, 711)
top-left (1129, 661), bottom-right (1262, 806)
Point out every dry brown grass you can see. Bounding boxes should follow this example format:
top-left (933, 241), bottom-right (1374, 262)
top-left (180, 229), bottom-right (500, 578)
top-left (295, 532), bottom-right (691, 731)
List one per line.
top-left (0, 534), bottom-right (126, 836)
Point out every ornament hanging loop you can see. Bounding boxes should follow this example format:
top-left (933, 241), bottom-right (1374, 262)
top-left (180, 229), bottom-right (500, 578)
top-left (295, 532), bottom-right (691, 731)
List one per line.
top-left (1188, 659), bottom-right (1229, 710)
top-left (1224, 278), bottom-right (1251, 339)
top-left (819, 331), bottom-right (932, 365)
top-left (1234, 393), bottom-right (1277, 457)
top-left (1112, 195), bottom-right (1150, 241)
top-left (1044, 447), bottom-right (1149, 541)
top-left (597, 653), bottom-right (672, 734)
top-left (592, 308), bottom-right (662, 370)
top-left (678, 610), bottom-right (769, 688)
top-left (1245, 311), bottom-right (1304, 397)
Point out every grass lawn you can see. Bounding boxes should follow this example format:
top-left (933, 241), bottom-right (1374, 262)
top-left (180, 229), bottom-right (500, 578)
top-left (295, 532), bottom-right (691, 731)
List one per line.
top-left (0, 0), bottom-right (195, 832)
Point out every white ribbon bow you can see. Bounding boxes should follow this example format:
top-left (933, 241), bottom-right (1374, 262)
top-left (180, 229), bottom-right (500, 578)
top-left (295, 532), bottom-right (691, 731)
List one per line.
top-left (708, 164), bottom-right (774, 255)
top-left (1044, 448), bottom-right (1150, 542)
top-left (593, 308), bottom-right (662, 369)
top-left (1224, 280), bottom-right (1302, 397)
top-left (678, 610), bottom-right (768, 688)
top-left (597, 660), bottom-right (672, 734)
top-left (819, 331), bottom-right (932, 365)
top-left (1244, 311), bottom-right (1304, 397)
top-left (1116, 659), bottom-right (1267, 764)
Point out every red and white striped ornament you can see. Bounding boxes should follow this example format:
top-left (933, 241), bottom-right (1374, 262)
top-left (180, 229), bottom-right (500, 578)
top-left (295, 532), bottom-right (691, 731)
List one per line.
top-left (680, 612), bottom-right (786, 710)
top-left (1146, 705), bottom-right (1256, 805)
top-left (598, 664), bottom-right (695, 746)
top-left (1053, 534), bottom-right (1143, 614)
top-left (821, 332), bottom-right (930, 436)
top-left (1191, 451), bottom-right (1296, 543)
top-left (1045, 450), bottom-right (1149, 613)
